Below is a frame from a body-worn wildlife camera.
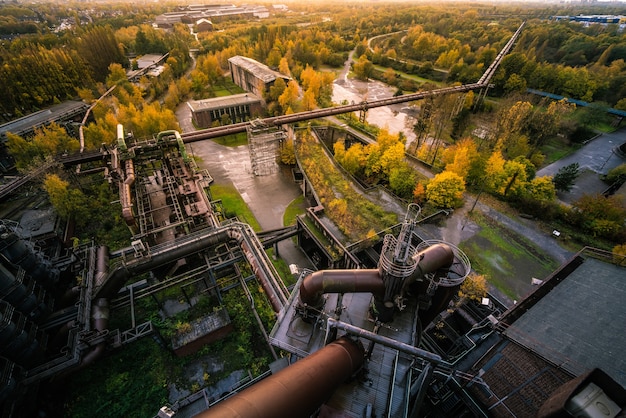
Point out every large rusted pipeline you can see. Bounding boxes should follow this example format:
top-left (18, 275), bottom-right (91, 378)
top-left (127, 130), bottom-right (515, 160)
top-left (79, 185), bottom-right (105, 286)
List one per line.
top-left (95, 227), bottom-right (243, 299)
top-left (299, 244), bottom-right (454, 311)
top-left (299, 269), bottom-right (385, 309)
top-left (404, 243), bottom-right (457, 326)
top-left (411, 243), bottom-right (455, 279)
top-left (194, 337), bottom-right (364, 418)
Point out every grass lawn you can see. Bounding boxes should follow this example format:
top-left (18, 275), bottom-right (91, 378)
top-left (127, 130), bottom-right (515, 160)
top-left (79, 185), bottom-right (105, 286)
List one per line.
top-left (210, 184), bottom-right (261, 231)
top-left (540, 136), bottom-right (578, 165)
top-left (211, 132), bottom-right (248, 147)
top-left (212, 78), bottom-right (245, 95)
top-left (210, 184), bottom-right (296, 286)
top-left (213, 89), bottom-right (233, 97)
top-left (459, 212), bottom-right (559, 301)
top-left (283, 195), bottom-right (306, 226)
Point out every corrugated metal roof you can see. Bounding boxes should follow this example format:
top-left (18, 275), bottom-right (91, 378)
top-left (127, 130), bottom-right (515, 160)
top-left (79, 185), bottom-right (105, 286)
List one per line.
top-left (0, 100), bottom-right (88, 140)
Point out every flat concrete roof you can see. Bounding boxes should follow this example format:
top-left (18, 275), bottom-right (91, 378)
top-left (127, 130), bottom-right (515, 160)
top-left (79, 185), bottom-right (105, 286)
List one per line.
top-left (504, 256), bottom-right (626, 387)
top-left (228, 56), bottom-right (290, 84)
top-left (19, 208), bottom-right (59, 239)
top-left (187, 93), bottom-right (261, 112)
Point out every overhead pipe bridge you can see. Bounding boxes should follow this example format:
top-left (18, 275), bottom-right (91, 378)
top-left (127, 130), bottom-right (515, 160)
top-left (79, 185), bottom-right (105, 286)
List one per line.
top-left (0, 22), bottom-right (524, 201)
top-left (180, 23), bottom-right (524, 144)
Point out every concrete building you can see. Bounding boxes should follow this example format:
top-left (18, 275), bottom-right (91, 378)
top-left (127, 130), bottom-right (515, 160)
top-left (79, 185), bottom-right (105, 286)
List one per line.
top-left (187, 93), bottom-right (262, 128)
top-left (154, 13), bottom-right (185, 29)
top-left (228, 56), bottom-right (290, 99)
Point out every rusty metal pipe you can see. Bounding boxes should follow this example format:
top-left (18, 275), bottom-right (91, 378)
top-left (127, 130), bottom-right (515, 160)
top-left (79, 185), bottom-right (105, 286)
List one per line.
top-left (95, 245), bottom-right (109, 289)
top-left (299, 269), bottom-right (384, 308)
top-left (123, 159), bottom-right (135, 186)
top-left (412, 243), bottom-right (455, 279)
top-left (195, 336), bottom-right (364, 418)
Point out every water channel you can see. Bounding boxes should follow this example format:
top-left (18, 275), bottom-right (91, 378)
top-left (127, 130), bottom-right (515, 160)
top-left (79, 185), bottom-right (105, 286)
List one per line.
top-left (332, 69), bottom-right (418, 146)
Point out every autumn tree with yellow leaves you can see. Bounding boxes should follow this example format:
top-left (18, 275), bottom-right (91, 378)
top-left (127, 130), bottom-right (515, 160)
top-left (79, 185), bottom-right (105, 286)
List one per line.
top-left (425, 171), bottom-right (465, 208)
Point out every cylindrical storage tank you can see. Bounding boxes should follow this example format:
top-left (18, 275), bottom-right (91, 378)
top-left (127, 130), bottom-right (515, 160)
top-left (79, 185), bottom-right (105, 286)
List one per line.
top-left (1, 325), bottom-right (29, 361)
top-left (0, 263), bottom-right (26, 302)
top-left (0, 264), bottom-right (39, 316)
top-left (195, 337), bottom-right (365, 418)
top-left (410, 241), bottom-right (471, 327)
top-left (413, 282), bottom-right (461, 327)
top-left (0, 316), bottom-right (17, 347)
top-left (0, 258), bottom-right (17, 291)
top-left (0, 232), bottom-right (38, 268)
top-left (4, 333), bottom-right (40, 366)
top-left (0, 301), bottom-right (42, 366)
top-left (0, 358), bottom-right (18, 405)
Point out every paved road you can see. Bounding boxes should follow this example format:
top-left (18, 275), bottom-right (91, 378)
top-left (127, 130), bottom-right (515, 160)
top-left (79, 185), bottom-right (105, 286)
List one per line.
top-left (537, 128), bottom-right (626, 204)
top-left (537, 129), bottom-right (626, 178)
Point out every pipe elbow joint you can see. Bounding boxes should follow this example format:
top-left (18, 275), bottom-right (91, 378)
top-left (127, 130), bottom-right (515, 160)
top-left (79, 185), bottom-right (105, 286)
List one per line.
top-left (299, 270), bottom-right (325, 309)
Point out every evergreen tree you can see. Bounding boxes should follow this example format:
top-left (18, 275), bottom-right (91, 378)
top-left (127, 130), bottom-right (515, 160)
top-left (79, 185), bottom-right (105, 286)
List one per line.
top-left (553, 163), bottom-right (580, 192)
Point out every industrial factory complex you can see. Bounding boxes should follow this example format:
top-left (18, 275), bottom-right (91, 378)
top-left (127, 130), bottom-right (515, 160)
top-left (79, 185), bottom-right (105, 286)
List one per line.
top-left (1, 119), bottom-right (624, 417)
top-left (0, 22), bottom-right (625, 418)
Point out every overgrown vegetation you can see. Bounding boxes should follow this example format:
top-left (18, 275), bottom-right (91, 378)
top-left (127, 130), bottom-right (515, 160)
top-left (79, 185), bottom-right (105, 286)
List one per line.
top-left (42, 172), bottom-right (131, 249)
top-left (66, 271), bottom-right (276, 417)
top-left (65, 338), bottom-right (170, 418)
top-left (284, 195), bottom-right (306, 226)
top-left (3, 1), bottom-right (626, 415)
top-left (297, 128), bottom-right (398, 241)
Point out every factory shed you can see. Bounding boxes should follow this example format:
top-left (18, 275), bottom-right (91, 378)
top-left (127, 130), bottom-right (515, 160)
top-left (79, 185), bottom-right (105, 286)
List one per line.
top-left (503, 256), bottom-right (626, 387)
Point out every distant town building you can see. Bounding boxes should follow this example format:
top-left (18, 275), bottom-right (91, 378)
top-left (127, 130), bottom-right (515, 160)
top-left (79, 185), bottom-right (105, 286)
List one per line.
top-left (228, 56), bottom-right (291, 99)
top-left (127, 53), bottom-right (169, 82)
top-left (154, 4), bottom-right (275, 28)
top-left (154, 13), bottom-right (184, 29)
top-left (195, 18), bottom-right (213, 32)
top-left (136, 54), bottom-right (167, 70)
top-left (187, 93), bottom-right (263, 128)
top-left (551, 14), bottom-right (626, 27)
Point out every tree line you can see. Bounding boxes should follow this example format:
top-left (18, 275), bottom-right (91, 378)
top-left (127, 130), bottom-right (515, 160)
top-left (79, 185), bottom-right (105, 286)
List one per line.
top-left (0, 25), bottom-right (125, 119)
